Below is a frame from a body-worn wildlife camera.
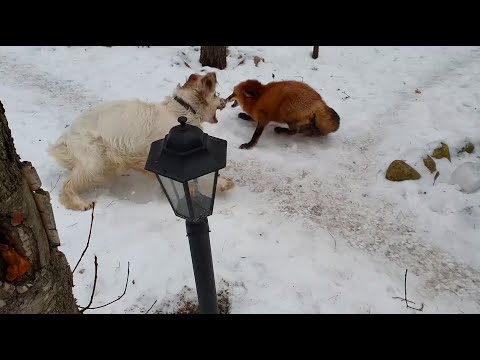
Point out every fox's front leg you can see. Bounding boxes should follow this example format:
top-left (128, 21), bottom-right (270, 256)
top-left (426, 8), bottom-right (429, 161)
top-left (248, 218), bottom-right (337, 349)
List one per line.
top-left (240, 124), bottom-right (265, 149)
top-left (238, 112), bottom-right (253, 121)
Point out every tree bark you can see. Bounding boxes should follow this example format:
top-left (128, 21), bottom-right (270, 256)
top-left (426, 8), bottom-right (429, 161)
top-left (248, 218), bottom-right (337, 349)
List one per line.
top-left (0, 100), bottom-right (79, 314)
top-left (312, 46), bottom-right (319, 59)
top-left (200, 46), bottom-right (227, 70)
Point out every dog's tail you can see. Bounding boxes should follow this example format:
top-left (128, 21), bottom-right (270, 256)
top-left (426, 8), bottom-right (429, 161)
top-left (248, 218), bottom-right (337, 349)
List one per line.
top-left (48, 135), bottom-right (75, 170)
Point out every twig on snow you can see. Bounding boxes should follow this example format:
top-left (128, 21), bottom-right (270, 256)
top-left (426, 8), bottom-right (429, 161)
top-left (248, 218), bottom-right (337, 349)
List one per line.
top-left (85, 261), bottom-right (131, 310)
top-left (433, 171), bottom-right (440, 186)
top-left (79, 256), bottom-right (98, 313)
top-left (50, 175), bottom-right (62, 193)
top-left (327, 230), bottom-right (337, 251)
top-left (73, 202), bottom-right (95, 273)
top-left (396, 211), bottom-right (407, 221)
top-left (294, 76), bottom-right (304, 82)
top-left (393, 269), bottom-right (424, 311)
top-left (145, 300), bottom-right (158, 314)
top-left (106, 200), bottom-right (116, 209)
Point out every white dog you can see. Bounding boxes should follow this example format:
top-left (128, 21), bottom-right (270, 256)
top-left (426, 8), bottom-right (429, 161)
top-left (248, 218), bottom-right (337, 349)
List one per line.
top-left (49, 72), bottom-right (235, 211)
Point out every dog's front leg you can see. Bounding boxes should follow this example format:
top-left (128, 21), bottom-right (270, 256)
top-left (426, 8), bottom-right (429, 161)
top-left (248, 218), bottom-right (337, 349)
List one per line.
top-left (216, 175), bottom-right (235, 192)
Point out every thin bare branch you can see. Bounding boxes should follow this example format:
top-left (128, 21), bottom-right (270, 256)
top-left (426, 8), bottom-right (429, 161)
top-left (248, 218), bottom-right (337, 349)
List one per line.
top-left (50, 175), bottom-right (62, 193)
top-left (86, 262), bottom-right (130, 310)
top-left (394, 269), bottom-right (425, 311)
top-left (327, 230), bottom-right (337, 251)
top-left (106, 200), bottom-right (116, 209)
top-left (433, 171), bottom-right (440, 186)
top-left (392, 296), bottom-right (416, 304)
top-left (79, 256), bottom-right (98, 313)
top-left (145, 300), bottom-right (158, 314)
top-left (294, 76), bottom-right (304, 82)
top-left (73, 203), bottom-right (95, 273)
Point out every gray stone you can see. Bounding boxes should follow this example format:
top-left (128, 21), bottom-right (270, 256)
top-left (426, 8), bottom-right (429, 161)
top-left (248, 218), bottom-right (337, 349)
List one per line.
top-left (16, 285), bottom-right (29, 294)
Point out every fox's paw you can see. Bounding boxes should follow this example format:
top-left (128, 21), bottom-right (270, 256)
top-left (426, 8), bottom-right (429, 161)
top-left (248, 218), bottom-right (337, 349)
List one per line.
top-left (239, 143), bottom-right (254, 150)
top-left (238, 112), bottom-right (253, 121)
top-left (274, 126), bottom-right (297, 135)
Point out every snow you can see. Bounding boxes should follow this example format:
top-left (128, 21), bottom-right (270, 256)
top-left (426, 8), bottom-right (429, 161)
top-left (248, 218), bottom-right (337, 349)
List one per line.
top-left (451, 161), bottom-right (480, 194)
top-left (1, 46), bottom-right (480, 314)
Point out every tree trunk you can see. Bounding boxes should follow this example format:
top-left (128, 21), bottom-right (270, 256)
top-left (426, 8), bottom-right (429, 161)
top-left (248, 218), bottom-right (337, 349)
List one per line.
top-left (200, 46), bottom-right (227, 70)
top-left (312, 46), bottom-right (319, 59)
top-left (0, 100), bottom-right (79, 314)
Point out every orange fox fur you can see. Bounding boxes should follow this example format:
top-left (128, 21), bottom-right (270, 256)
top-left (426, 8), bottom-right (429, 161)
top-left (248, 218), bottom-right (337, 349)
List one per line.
top-left (226, 79), bottom-right (340, 149)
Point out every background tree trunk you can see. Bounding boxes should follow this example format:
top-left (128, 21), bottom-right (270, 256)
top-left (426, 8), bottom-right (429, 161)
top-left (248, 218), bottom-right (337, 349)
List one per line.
top-left (200, 46), bottom-right (227, 70)
top-left (312, 46), bottom-right (319, 59)
top-left (0, 100), bottom-right (79, 314)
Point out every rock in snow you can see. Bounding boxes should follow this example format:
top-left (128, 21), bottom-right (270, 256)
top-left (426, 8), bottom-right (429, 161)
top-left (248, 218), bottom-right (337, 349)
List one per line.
top-left (450, 161), bottom-right (480, 194)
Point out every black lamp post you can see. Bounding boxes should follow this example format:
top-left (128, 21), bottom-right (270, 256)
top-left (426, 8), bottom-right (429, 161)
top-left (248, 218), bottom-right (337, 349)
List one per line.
top-left (145, 116), bottom-right (227, 314)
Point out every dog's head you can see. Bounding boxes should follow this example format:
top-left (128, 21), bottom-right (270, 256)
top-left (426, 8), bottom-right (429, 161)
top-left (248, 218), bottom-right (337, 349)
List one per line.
top-left (179, 72), bottom-right (223, 124)
top-left (182, 72), bottom-right (217, 92)
top-left (226, 79), bottom-right (263, 112)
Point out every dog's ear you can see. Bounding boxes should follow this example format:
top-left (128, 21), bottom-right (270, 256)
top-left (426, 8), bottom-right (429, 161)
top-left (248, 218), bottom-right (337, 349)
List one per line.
top-left (205, 78), bottom-right (214, 90)
top-left (202, 72), bottom-right (217, 91)
top-left (187, 74), bottom-right (198, 83)
top-left (206, 72), bottom-right (217, 82)
top-left (182, 74), bottom-right (199, 88)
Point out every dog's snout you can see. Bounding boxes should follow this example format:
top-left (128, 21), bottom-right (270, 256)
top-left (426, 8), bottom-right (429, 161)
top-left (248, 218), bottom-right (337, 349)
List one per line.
top-left (210, 114), bottom-right (219, 124)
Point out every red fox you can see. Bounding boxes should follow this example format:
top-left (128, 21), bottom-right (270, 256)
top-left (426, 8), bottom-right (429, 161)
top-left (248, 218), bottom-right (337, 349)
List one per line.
top-left (226, 79), bottom-right (340, 149)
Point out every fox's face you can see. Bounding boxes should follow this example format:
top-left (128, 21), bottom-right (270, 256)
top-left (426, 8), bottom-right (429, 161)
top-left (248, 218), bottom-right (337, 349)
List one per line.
top-left (226, 80), bottom-right (263, 112)
top-left (181, 72), bottom-right (223, 123)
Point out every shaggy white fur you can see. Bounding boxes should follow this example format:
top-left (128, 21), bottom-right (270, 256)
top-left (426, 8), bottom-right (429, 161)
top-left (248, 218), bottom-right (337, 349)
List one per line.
top-left (49, 72), bottom-right (234, 211)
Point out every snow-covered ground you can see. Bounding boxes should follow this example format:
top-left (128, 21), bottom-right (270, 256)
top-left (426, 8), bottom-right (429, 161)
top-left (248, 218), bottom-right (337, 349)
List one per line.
top-left (1, 46), bottom-right (479, 313)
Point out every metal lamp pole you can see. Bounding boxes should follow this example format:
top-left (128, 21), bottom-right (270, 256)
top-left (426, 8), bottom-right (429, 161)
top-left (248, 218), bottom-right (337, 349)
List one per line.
top-left (145, 116), bottom-right (228, 315)
top-left (186, 218), bottom-right (218, 314)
